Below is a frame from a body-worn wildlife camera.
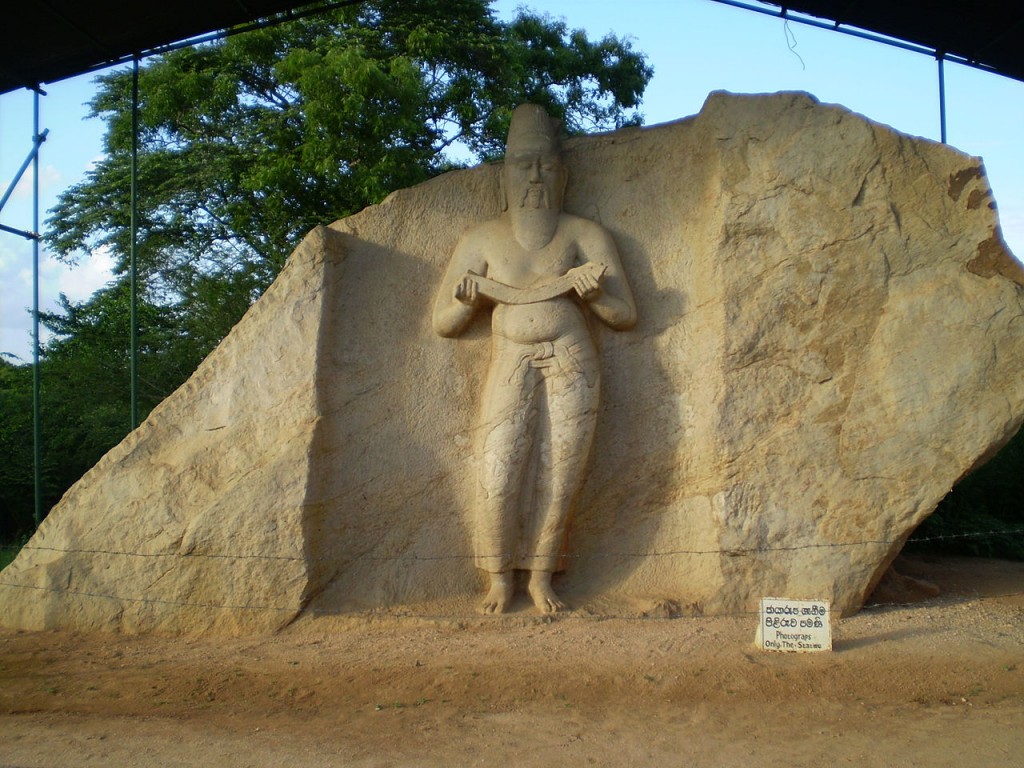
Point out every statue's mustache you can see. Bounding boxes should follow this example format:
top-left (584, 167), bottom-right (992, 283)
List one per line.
top-left (518, 183), bottom-right (550, 209)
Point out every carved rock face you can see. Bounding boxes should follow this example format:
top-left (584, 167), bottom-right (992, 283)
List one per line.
top-left (3, 91), bottom-right (1022, 633)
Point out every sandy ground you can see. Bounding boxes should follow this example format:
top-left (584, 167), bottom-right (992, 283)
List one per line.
top-left (1, 554), bottom-right (1022, 768)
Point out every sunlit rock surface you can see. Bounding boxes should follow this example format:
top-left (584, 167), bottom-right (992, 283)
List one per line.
top-left (2, 91), bottom-right (1021, 633)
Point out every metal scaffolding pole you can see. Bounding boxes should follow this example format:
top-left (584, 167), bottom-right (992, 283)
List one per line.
top-left (0, 88), bottom-right (47, 526)
top-left (32, 88), bottom-right (42, 527)
top-left (130, 56), bottom-right (139, 430)
top-left (938, 55), bottom-right (948, 144)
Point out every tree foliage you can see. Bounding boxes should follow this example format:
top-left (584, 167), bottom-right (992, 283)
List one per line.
top-left (909, 428), bottom-right (1024, 560)
top-left (0, 359), bottom-right (35, 542)
top-left (0, 284), bottom-right (204, 543)
top-left (47, 0), bottom-right (652, 321)
top-left (0, 0), bottom-right (652, 537)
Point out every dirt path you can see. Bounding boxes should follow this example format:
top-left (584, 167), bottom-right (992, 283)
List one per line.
top-left (2, 555), bottom-right (1022, 767)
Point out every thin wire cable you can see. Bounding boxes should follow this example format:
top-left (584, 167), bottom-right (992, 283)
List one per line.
top-left (0, 576), bottom-right (1020, 623)
top-left (2, 527), bottom-right (1021, 562)
top-left (1, 527), bottom-right (1021, 622)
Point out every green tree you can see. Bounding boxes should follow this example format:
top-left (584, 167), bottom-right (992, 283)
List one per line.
top-left (47, 0), bottom-right (652, 345)
top-left (0, 357), bottom-right (35, 543)
top-left (0, 282), bottom-right (204, 543)
top-left (12, 0), bottom-right (651, 531)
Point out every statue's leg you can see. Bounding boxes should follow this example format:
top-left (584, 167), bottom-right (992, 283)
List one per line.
top-left (475, 339), bottom-right (538, 613)
top-left (527, 341), bottom-right (600, 613)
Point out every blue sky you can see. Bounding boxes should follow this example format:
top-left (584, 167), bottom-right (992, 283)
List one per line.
top-left (1, 0), bottom-right (1022, 360)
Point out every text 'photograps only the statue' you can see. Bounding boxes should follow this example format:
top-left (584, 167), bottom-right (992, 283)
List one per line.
top-left (433, 105), bottom-right (637, 614)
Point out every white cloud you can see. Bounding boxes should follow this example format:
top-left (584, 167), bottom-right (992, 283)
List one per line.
top-left (52, 246), bottom-right (116, 301)
top-left (0, 239), bottom-right (38, 360)
top-left (0, 242), bottom-right (14, 273)
top-left (0, 242), bottom-right (116, 360)
top-left (0, 324), bottom-right (36, 363)
top-left (10, 163), bottom-right (62, 199)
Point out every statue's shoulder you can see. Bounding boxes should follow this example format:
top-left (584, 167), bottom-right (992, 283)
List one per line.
top-left (560, 212), bottom-right (612, 240)
top-left (458, 216), bottom-right (507, 247)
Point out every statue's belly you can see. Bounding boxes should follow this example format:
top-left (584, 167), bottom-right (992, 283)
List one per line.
top-left (493, 298), bottom-right (586, 343)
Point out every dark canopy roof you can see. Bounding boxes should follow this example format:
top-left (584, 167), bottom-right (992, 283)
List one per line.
top-left (1, 0), bottom-right (1022, 95)
top-left (764, 1), bottom-right (1024, 81)
top-left (0, 0), bottom-right (345, 94)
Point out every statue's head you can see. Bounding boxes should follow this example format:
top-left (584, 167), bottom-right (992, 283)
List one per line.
top-left (501, 104), bottom-right (567, 213)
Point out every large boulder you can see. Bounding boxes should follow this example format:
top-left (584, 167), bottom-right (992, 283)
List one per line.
top-left (2, 91), bottom-right (1022, 633)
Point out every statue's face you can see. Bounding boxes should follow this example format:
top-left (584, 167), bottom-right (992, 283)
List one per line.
top-left (505, 143), bottom-right (565, 212)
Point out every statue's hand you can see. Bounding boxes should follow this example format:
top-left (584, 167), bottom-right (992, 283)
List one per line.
top-left (568, 263), bottom-right (603, 301)
top-left (455, 273), bottom-right (481, 306)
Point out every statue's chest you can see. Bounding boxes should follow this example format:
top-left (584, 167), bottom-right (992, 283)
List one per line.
top-left (491, 237), bottom-right (577, 288)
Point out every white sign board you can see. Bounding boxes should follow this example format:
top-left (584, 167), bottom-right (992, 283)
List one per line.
top-left (756, 597), bottom-right (832, 653)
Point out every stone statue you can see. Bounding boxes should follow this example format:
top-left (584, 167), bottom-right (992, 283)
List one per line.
top-left (433, 104), bottom-right (637, 614)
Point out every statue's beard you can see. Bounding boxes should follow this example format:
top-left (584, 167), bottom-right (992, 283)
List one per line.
top-left (511, 188), bottom-right (560, 250)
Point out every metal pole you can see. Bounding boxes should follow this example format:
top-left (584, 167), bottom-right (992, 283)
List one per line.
top-left (130, 55), bottom-right (139, 430)
top-left (32, 88), bottom-right (42, 528)
top-left (0, 128), bottom-right (48, 215)
top-left (938, 55), bottom-right (948, 144)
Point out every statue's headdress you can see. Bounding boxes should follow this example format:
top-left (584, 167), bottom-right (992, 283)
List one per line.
top-left (506, 104), bottom-right (561, 155)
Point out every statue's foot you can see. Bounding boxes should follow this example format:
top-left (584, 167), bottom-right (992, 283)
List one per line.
top-left (480, 572), bottom-right (513, 614)
top-left (528, 571), bottom-right (566, 614)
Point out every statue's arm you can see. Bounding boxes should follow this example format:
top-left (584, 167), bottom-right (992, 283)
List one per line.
top-left (433, 231), bottom-right (488, 338)
top-left (575, 221), bottom-right (637, 331)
